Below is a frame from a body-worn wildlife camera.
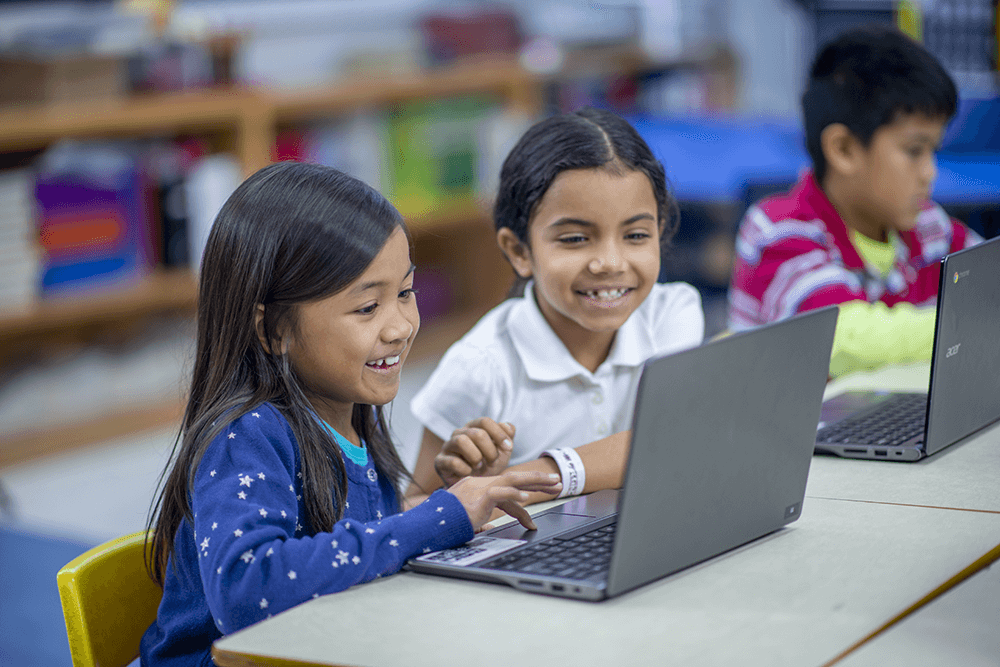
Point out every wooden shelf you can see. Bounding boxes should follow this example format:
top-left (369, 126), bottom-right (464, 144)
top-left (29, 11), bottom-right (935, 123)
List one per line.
top-left (0, 48), bottom-right (730, 156)
top-left (0, 87), bottom-right (257, 152)
top-left (407, 202), bottom-right (492, 234)
top-left (0, 269), bottom-right (197, 347)
top-left (0, 199), bottom-right (489, 355)
top-left (0, 396), bottom-right (185, 468)
top-left (0, 201), bottom-right (490, 344)
top-left (0, 50), bottom-right (731, 463)
top-left (0, 59), bottom-right (543, 173)
top-left (271, 58), bottom-right (539, 121)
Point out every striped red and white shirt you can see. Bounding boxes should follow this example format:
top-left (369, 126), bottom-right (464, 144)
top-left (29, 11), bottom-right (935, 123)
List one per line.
top-left (727, 172), bottom-right (981, 331)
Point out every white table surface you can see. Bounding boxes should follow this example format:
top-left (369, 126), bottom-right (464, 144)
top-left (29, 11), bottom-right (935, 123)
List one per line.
top-left (212, 362), bottom-right (1000, 667)
top-left (836, 560), bottom-right (1000, 667)
top-left (810, 362), bottom-right (1000, 512)
top-left (822, 361), bottom-right (932, 399)
top-left (213, 498), bottom-right (1000, 667)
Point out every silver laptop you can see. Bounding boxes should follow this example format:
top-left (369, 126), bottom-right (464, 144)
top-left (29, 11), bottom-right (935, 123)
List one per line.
top-left (408, 306), bottom-right (838, 601)
top-left (815, 235), bottom-right (1000, 461)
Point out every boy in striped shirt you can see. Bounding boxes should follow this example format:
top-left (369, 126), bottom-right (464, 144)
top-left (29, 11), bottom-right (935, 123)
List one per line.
top-left (728, 27), bottom-right (980, 376)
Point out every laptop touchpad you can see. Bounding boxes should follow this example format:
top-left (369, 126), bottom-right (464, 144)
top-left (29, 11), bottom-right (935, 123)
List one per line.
top-left (488, 512), bottom-right (595, 541)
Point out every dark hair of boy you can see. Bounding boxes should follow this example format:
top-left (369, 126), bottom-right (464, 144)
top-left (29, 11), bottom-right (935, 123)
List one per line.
top-left (493, 107), bottom-right (678, 296)
top-left (146, 162), bottom-right (412, 584)
top-left (802, 25), bottom-right (957, 185)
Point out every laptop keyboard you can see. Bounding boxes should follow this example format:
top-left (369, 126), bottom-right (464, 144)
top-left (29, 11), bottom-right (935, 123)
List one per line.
top-left (482, 522), bottom-right (616, 581)
top-left (817, 393), bottom-right (927, 446)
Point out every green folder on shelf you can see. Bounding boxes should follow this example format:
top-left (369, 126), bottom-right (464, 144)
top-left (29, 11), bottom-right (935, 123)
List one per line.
top-left (386, 95), bottom-right (493, 219)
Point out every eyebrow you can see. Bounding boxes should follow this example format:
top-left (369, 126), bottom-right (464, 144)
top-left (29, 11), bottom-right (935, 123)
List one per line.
top-left (546, 213), bottom-right (656, 229)
top-left (903, 131), bottom-right (940, 143)
top-left (351, 264), bottom-right (416, 294)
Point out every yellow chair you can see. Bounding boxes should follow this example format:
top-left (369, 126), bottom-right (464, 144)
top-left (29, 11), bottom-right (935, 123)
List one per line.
top-left (57, 531), bottom-right (162, 667)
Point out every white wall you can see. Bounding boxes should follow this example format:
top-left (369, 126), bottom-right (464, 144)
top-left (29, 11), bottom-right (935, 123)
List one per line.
top-left (725, 0), bottom-right (812, 117)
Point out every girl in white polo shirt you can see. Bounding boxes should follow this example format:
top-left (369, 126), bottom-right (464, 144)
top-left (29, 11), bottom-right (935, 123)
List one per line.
top-left (407, 108), bottom-right (704, 506)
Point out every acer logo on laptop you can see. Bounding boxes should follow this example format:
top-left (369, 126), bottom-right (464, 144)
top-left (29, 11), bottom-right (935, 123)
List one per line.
top-left (946, 344), bottom-right (961, 358)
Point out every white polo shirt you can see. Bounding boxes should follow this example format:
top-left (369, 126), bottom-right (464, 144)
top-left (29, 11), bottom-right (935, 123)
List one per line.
top-left (410, 282), bottom-right (704, 465)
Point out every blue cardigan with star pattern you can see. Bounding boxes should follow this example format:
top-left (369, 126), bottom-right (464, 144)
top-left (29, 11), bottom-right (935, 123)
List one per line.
top-left (140, 403), bottom-right (473, 667)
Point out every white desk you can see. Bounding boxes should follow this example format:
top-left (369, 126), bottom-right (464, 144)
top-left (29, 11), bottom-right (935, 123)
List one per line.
top-left (823, 362), bottom-right (932, 397)
top-left (837, 561), bottom-right (1000, 667)
top-left (213, 499), bottom-right (1000, 667)
top-left (807, 423), bottom-right (1000, 513)
top-left (212, 363), bottom-right (1000, 667)
top-left (809, 362), bottom-right (1000, 513)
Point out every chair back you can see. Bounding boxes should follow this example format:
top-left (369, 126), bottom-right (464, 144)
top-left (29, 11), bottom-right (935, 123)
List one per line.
top-left (57, 531), bottom-right (162, 667)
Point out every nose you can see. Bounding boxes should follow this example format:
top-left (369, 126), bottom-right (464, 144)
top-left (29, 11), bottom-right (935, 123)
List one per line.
top-left (588, 240), bottom-right (623, 275)
top-left (381, 302), bottom-right (415, 344)
top-left (923, 153), bottom-right (937, 190)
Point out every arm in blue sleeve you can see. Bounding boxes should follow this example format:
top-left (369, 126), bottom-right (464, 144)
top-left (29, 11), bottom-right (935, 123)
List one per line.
top-left (191, 405), bottom-right (472, 634)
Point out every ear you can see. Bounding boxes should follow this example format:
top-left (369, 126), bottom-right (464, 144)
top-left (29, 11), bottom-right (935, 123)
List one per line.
top-left (820, 123), bottom-right (864, 178)
top-left (255, 304), bottom-right (276, 355)
top-left (496, 228), bottom-right (533, 279)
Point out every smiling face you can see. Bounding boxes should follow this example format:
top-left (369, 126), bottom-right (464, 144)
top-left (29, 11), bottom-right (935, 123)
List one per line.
top-left (837, 112), bottom-right (946, 239)
top-left (285, 227), bottom-right (419, 431)
top-left (499, 166), bottom-right (661, 366)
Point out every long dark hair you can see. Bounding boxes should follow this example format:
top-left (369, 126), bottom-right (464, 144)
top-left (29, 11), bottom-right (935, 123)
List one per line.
top-left (146, 162), bottom-right (412, 585)
top-left (493, 107), bottom-right (678, 296)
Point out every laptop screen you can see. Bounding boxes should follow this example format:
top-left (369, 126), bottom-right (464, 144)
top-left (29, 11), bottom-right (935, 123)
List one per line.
top-left (925, 236), bottom-right (1000, 455)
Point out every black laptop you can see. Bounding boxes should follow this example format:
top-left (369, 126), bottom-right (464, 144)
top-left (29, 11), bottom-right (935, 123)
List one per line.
top-left (815, 235), bottom-right (1000, 461)
top-left (408, 307), bottom-right (837, 600)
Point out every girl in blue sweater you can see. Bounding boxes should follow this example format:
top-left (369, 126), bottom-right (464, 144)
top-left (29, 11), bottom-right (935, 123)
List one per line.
top-left (141, 162), bottom-right (560, 666)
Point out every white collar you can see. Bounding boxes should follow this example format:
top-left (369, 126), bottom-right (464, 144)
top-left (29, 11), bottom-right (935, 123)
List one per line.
top-left (506, 282), bottom-right (655, 382)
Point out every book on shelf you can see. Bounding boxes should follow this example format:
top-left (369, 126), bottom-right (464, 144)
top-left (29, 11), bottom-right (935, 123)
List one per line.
top-left (305, 111), bottom-right (390, 194)
top-left (0, 168), bottom-right (41, 309)
top-left (0, 137), bottom-right (238, 312)
top-left (148, 138), bottom-right (208, 269)
top-left (474, 107), bottom-right (533, 201)
top-left (287, 99), bottom-right (531, 221)
top-left (413, 264), bottom-right (460, 322)
top-left (274, 128), bottom-right (311, 163)
top-left (34, 142), bottom-right (158, 298)
top-left (184, 152), bottom-right (241, 271)
top-left (295, 101), bottom-right (514, 213)
top-left (385, 95), bottom-right (493, 219)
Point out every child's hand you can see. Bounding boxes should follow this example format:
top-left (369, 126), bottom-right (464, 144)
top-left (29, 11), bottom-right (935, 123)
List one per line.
top-left (434, 418), bottom-right (516, 487)
top-left (447, 471), bottom-right (562, 532)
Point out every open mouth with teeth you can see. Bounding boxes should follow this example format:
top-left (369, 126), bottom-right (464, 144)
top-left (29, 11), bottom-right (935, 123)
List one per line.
top-left (578, 287), bottom-right (632, 302)
top-left (366, 355), bottom-right (401, 370)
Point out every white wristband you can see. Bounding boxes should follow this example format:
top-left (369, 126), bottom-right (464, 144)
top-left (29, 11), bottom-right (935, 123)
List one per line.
top-left (541, 448), bottom-right (586, 498)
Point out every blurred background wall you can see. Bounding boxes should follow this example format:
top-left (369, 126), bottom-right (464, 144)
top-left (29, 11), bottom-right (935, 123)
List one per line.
top-left (0, 2), bottom-right (997, 665)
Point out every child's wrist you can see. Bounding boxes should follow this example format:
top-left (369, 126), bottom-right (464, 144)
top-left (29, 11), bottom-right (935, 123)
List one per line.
top-left (540, 448), bottom-right (586, 498)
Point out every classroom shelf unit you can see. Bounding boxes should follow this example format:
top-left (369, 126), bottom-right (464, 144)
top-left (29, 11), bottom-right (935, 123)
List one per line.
top-left (0, 49), bottom-right (734, 464)
top-left (0, 58), bottom-right (542, 171)
top-left (0, 58), bottom-right (544, 465)
top-left (0, 269), bottom-right (196, 352)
